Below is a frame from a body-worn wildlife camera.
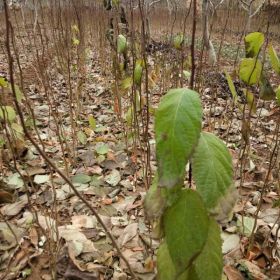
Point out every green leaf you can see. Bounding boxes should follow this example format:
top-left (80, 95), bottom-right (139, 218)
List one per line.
top-left (0, 77), bottom-right (8, 87)
top-left (77, 130), bottom-right (87, 145)
top-left (173, 34), bottom-right (184, 50)
top-left (157, 242), bottom-right (176, 280)
top-left (268, 45), bottom-right (280, 75)
top-left (239, 58), bottom-right (262, 85)
top-left (244, 32), bottom-right (264, 58)
top-left (134, 60), bottom-right (143, 86)
top-left (155, 88), bottom-right (202, 188)
top-left (88, 115), bottom-right (96, 130)
top-left (95, 142), bottom-right (109, 155)
top-left (72, 174), bottom-right (91, 184)
top-left (190, 218), bottom-right (223, 280)
top-left (192, 132), bottom-right (233, 209)
top-left (0, 106), bottom-right (16, 122)
top-left (117, 34), bottom-right (127, 54)
top-left (164, 189), bottom-right (209, 275)
top-left (276, 86), bottom-right (280, 106)
top-left (225, 71), bottom-right (238, 104)
top-left (157, 241), bottom-right (196, 280)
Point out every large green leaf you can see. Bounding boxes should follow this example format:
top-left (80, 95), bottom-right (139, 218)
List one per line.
top-left (268, 45), bottom-right (280, 75)
top-left (164, 189), bottom-right (209, 275)
top-left (155, 88), bottom-right (202, 188)
top-left (157, 242), bottom-right (176, 280)
top-left (244, 32), bottom-right (264, 58)
top-left (239, 58), bottom-right (262, 85)
top-left (157, 241), bottom-right (190, 280)
top-left (192, 132), bottom-right (233, 209)
top-left (190, 218), bottom-right (222, 280)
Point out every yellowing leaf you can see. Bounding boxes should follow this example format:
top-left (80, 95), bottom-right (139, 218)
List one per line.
top-left (71, 24), bottom-right (79, 33)
top-left (225, 71), bottom-right (238, 104)
top-left (0, 77), bottom-right (8, 87)
top-left (268, 45), bottom-right (280, 75)
top-left (11, 123), bottom-right (24, 140)
top-left (72, 37), bottom-right (80, 46)
top-left (173, 34), bottom-right (184, 50)
top-left (120, 77), bottom-right (132, 91)
top-left (239, 58), bottom-right (262, 85)
top-left (0, 106), bottom-right (16, 122)
top-left (88, 115), bottom-right (96, 130)
top-left (244, 32), bottom-right (264, 58)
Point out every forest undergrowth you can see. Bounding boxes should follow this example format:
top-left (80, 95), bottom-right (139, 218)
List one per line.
top-left (0, 1), bottom-right (279, 280)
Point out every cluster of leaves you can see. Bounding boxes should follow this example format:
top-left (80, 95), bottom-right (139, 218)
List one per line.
top-left (145, 88), bottom-right (234, 279)
top-left (226, 32), bottom-right (280, 109)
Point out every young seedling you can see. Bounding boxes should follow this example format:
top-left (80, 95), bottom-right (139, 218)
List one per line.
top-left (145, 88), bottom-right (234, 280)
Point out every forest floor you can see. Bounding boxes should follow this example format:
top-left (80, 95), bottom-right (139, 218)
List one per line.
top-left (0, 22), bottom-right (280, 280)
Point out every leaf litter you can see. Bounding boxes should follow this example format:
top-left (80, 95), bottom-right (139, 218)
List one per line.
top-left (0, 17), bottom-right (279, 280)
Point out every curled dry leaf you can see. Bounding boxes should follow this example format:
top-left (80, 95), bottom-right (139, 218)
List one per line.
top-left (1, 195), bottom-right (28, 217)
